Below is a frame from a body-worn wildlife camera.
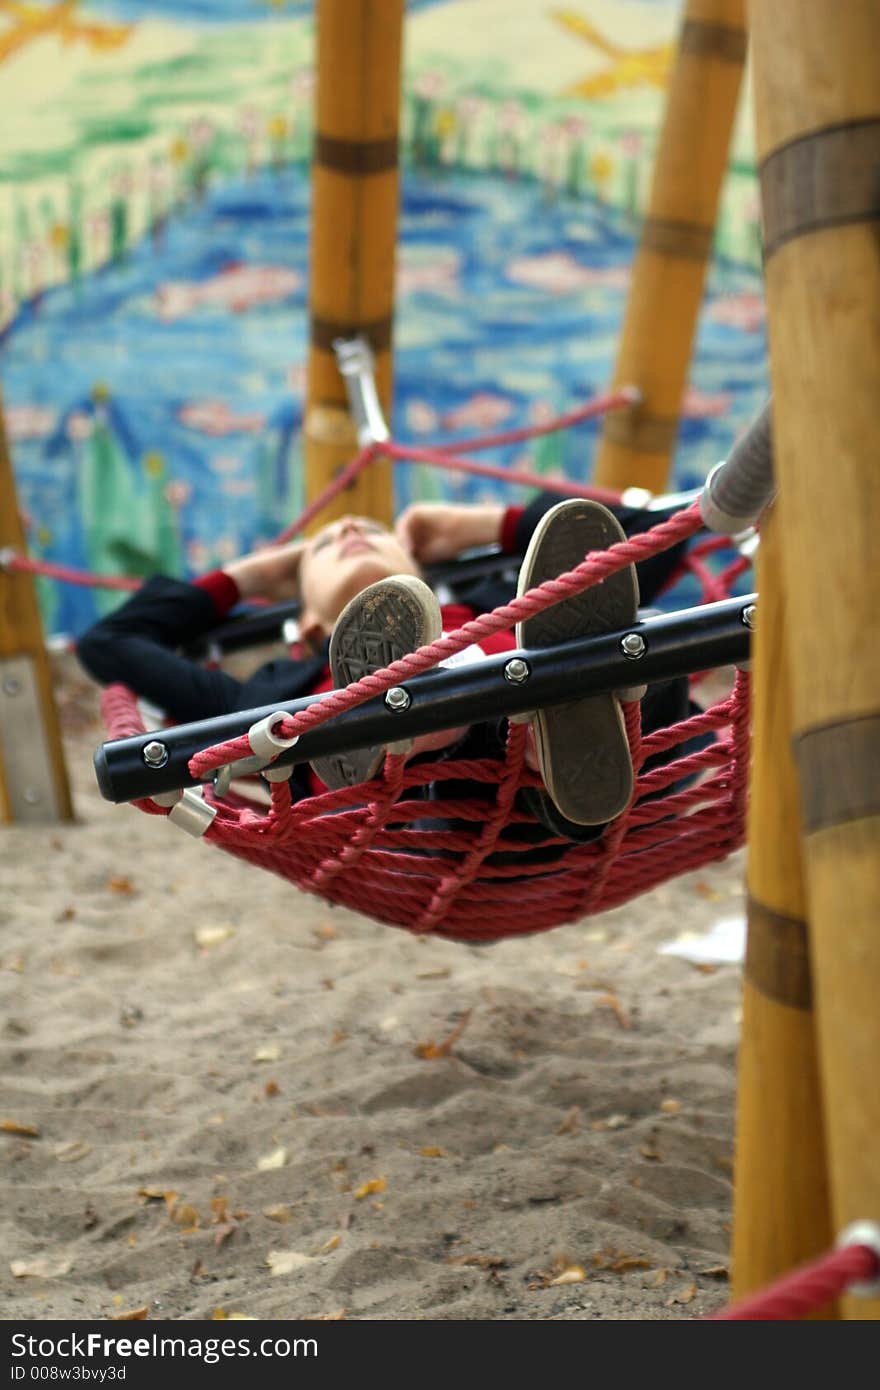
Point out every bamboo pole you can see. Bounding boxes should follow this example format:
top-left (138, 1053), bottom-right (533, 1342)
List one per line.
top-left (0, 387), bottom-right (74, 823)
top-left (749, 0), bottom-right (880, 1319)
top-left (303, 0), bottom-right (403, 531)
top-left (731, 507), bottom-right (834, 1313)
top-left (593, 0), bottom-right (747, 495)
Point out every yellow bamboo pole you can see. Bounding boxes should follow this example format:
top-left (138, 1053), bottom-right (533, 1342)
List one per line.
top-left (0, 387), bottom-right (74, 823)
top-left (593, 0), bottom-right (747, 494)
top-left (731, 506), bottom-right (834, 1312)
top-left (303, 0), bottom-right (403, 531)
top-left (749, 0), bottom-right (880, 1319)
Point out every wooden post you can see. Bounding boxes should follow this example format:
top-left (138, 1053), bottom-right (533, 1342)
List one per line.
top-left (749, 0), bottom-right (880, 1319)
top-left (593, 0), bottom-right (747, 494)
top-left (0, 387), bottom-right (74, 823)
top-left (731, 507), bottom-right (834, 1313)
top-left (303, 0), bottom-right (403, 531)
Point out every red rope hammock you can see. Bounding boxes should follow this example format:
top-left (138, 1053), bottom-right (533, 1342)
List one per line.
top-left (101, 497), bottom-right (751, 942)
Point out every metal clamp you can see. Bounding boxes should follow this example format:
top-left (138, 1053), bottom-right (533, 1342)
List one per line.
top-left (248, 710), bottom-right (300, 762)
top-left (209, 713), bottom-right (299, 797)
top-left (212, 754), bottom-right (267, 798)
top-left (167, 787), bottom-right (217, 838)
top-left (333, 336), bottom-right (390, 446)
top-left (836, 1221), bottom-right (880, 1297)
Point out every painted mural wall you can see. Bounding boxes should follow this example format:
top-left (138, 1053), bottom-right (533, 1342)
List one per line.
top-left (0, 1), bottom-right (768, 636)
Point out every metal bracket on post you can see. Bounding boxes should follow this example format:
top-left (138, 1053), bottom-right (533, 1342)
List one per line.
top-left (0, 654), bottom-right (64, 822)
top-left (333, 336), bottom-right (390, 447)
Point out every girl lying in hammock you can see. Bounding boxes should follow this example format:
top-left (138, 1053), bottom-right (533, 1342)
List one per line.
top-left (76, 493), bottom-right (692, 840)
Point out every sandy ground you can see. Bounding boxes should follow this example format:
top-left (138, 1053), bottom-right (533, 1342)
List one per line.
top-left (1, 656), bottom-right (746, 1322)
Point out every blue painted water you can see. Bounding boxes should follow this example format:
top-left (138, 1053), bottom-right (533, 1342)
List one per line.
top-left (4, 166), bottom-right (767, 635)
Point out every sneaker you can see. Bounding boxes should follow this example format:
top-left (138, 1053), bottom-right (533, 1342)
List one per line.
top-left (309, 574), bottom-right (443, 790)
top-left (515, 498), bottom-right (639, 830)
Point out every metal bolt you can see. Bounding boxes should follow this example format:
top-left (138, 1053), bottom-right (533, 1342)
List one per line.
top-left (2, 675), bottom-right (21, 696)
top-left (504, 657), bottom-right (531, 684)
top-left (621, 632), bottom-right (646, 660)
top-left (742, 604), bottom-right (757, 631)
top-left (142, 739), bottom-right (169, 769)
top-left (384, 686), bottom-right (411, 712)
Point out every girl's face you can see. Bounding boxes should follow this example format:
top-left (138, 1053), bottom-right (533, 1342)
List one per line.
top-left (298, 515), bottom-right (421, 635)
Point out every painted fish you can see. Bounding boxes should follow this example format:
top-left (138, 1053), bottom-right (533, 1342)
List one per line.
top-left (5, 403), bottom-right (57, 439)
top-left (506, 252), bottom-right (630, 295)
top-left (441, 392), bottom-right (515, 432)
top-left (707, 291), bottom-right (766, 333)
top-left (156, 262), bottom-right (300, 320)
top-left (682, 385), bottom-right (732, 419)
top-left (396, 250), bottom-right (461, 295)
top-left (177, 399), bottom-right (266, 436)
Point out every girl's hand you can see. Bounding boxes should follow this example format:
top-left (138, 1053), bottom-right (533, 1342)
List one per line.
top-left (395, 502), bottom-right (505, 565)
top-left (224, 539), bottom-right (305, 602)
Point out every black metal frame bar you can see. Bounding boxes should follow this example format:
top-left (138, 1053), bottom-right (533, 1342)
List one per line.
top-left (95, 594), bottom-right (754, 804)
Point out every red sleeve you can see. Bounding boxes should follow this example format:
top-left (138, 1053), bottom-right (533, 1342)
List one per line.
top-left (193, 569), bottom-right (241, 617)
top-left (499, 505), bottom-right (524, 555)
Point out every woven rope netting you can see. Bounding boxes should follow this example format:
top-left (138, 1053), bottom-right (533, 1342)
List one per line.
top-left (98, 404), bottom-right (753, 941)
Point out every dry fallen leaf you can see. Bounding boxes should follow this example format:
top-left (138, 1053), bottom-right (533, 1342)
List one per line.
top-left (660, 1098), bottom-right (682, 1114)
top-left (592, 1248), bottom-right (653, 1274)
top-left (557, 1106), bottom-right (581, 1135)
top-left (262, 1204), bottom-right (293, 1223)
top-left (447, 1253), bottom-right (507, 1269)
top-left (111, 1307), bottom-right (149, 1321)
top-left (107, 874), bottom-right (135, 894)
top-left (697, 1264), bottom-right (729, 1279)
top-left (138, 1187), bottom-right (177, 1205)
top-left (317, 1233), bottom-right (342, 1254)
top-left (354, 1177), bottom-right (386, 1200)
top-left (257, 1146), bottom-right (288, 1172)
top-left (668, 1281), bottom-right (698, 1305)
top-left (264, 1080), bottom-right (280, 1098)
top-left (590, 1113), bottom-right (629, 1131)
top-left (549, 1264), bottom-right (586, 1286)
top-left (312, 1309), bottom-right (346, 1320)
top-left (595, 992), bottom-right (631, 1029)
top-left (266, 1250), bottom-right (316, 1277)
top-left (414, 1009), bottom-right (472, 1059)
top-left (639, 1143), bottom-right (662, 1162)
top-left (1, 1119), bottom-right (40, 1138)
top-left (54, 1139), bottom-right (92, 1163)
top-left (645, 1267), bottom-right (670, 1287)
top-left (195, 924), bottom-right (234, 948)
top-left (419, 1146), bottom-right (449, 1158)
top-left (169, 1203), bottom-right (200, 1230)
top-left (11, 1254), bottom-right (73, 1279)
top-left (253, 1043), bottom-right (282, 1063)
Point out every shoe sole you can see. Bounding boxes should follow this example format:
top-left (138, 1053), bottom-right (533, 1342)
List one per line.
top-left (516, 499), bottom-right (639, 825)
top-left (310, 575), bottom-right (443, 790)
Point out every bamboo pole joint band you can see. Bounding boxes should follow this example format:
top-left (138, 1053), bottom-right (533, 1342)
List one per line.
top-left (602, 404), bottom-right (679, 455)
top-left (311, 314), bottom-right (394, 355)
top-left (641, 217), bottom-right (715, 261)
top-left (314, 133), bottom-right (399, 177)
top-left (745, 897), bottom-right (812, 1010)
top-left (680, 18), bottom-right (747, 64)
top-left (760, 118), bottom-right (880, 260)
top-left (794, 714), bottom-right (880, 833)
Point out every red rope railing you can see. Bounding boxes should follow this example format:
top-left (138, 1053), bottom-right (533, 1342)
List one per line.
top-left (707, 1236), bottom-right (880, 1320)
